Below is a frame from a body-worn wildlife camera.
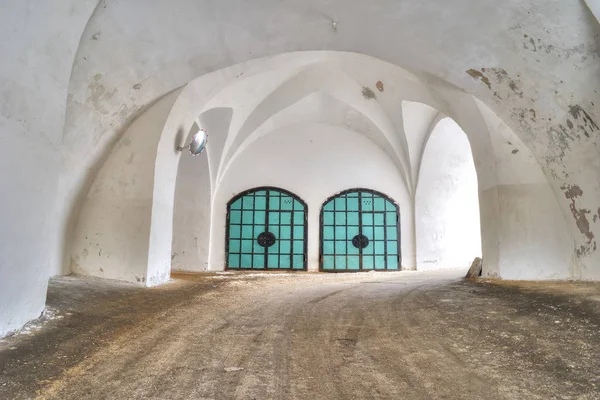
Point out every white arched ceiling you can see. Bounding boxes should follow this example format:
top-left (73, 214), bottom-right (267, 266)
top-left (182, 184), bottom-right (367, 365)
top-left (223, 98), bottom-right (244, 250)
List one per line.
top-left (401, 101), bottom-right (440, 192)
top-left (71, 53), bottom-right (484, 286)
top-left (68, 54), bottom-right (444, 284)
top-left (199, 108), bottom-right (233, 193)
top-left (69, 50), bottom-right (591, 284)
top-left (218, 92), bottom-right (404, 190)
top-left (54, 0), bottom-right (599, 283)
top-left (200, 65), bottom-right (313, 185)
top-left (214, 64), bottom-right (412, 190)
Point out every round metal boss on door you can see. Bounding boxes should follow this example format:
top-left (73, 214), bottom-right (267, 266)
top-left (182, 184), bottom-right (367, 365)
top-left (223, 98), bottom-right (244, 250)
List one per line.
top-left (352, 234), bottom-right (369, 249)
top-left (257, 231), bottom-right (277, 248)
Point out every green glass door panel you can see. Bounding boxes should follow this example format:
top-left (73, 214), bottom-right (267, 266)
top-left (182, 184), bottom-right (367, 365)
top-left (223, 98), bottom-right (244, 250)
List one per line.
top-left (362, 256), bottom-right (374, 270)
top-left (228, 253), bottom-right (240, 268)
top-left (226, 187), bottom-right (307, 270)
top-left (280, 225), bottom-right (292, 240)
top-left (347, 256), bottom-right (360, 270)
top-left (240, 254), bottom-right (252, 268)
top-left (320, 189), bottom-right (401, 272)
top-left (292, 255), bottom-right (304, 269)
top-left (335, 256), bottom-right (347, 270)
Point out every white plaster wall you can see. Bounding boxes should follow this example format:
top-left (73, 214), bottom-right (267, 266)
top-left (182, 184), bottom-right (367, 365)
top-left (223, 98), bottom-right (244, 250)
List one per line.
top-left (73, 56), bottom-right (424, 285)
top-left (70, 89), bottom-right (182, 285)
top-left (69, 53), bottom-right (582, 292)
top-left (215, 64), bottom-right (411, 189)
top-left (172, 108), bottom-right (233, 272)
top-left (222, 91), bottom-right (404, 185)
top-left (585, 0), bottom-right (600, 23)
top-left (426, 89), bottom-right (576, 280)
top-left (171, 152), bottom-right (211, 272)
top-left (58, 0), bottom-right (598, 281)
top-left (171, 109), bottom-right (236, 272)
top-left (475, 100), bottom-right (575, 280)
top-left (209, 123), bottom-right (412, 271)
top-left (402, 102), bottom-right (439, 191)
top-left (0, 0), bottom-right (98, 336)
top-left (73, 54), bottom-right (580, 287)
top-left (68, 57), bottom-right (303, 285)
top-left (416, 119), bottom-right (482, 270)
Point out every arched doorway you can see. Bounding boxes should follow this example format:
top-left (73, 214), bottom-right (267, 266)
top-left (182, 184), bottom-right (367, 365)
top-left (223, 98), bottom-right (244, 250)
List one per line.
top-left (415, 118), bottom-right (481, 270)
top-left (226, 187), bottom-right (307, 270)
top-left (320, 189), bottom-right (401, 272)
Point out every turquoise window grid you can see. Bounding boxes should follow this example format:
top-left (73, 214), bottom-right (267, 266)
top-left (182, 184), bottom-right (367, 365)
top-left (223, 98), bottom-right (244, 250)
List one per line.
top-left (226, 187), bottom-right (307, 270)
top-left (320, 189), bottom-right (401, 272)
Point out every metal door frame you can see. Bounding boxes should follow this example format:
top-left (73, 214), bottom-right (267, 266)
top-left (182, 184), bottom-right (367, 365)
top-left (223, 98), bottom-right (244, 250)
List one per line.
top-left (319, 188), bottom-right (402, 272)
top-left (225, 186), bottom-right (308, 271)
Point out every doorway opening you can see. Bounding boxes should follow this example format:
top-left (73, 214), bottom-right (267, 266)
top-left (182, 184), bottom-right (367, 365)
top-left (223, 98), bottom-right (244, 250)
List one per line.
top-left (320, 189), bottom-right (401, 272)
top-left (416, 118), bottom-right (482, 270)
top-left (226, 187), bottom-right (307, 270)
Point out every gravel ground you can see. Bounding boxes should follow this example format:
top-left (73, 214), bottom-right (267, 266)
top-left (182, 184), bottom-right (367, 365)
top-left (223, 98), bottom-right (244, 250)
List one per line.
top-left (1, 269), bottom-right (600, 399)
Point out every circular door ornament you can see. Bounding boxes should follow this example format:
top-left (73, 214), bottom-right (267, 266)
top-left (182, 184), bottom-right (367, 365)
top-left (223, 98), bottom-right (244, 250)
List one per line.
top-left (257, 232), bottom-right (277, 248)
top-left (352, 234), bottom-right (369, 249)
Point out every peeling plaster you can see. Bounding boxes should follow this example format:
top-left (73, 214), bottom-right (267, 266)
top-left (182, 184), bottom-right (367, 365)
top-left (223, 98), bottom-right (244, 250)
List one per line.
top-left (87, 74), bottom-right (117, 116)
top-left (467, 67), bottom-right (524, 99)
top-left (568, 105), bottom-right (599, 139)
top-left (466, 69), bottom-right (491, 89)
top-left (561, 184), bottom-right (596, 257)
top-left (362, 86), bottom-right (376, 100)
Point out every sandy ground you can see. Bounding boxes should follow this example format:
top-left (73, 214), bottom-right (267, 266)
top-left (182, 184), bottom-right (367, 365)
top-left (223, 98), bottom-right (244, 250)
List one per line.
top-left (1, 269), bottom-right (600, 399)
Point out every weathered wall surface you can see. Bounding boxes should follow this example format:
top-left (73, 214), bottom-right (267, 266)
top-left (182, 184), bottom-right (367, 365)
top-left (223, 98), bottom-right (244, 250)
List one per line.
top-left (171, 108), bottom-right (233, 272)
top-left (77, 55), bottom-right (422, 280)
top-left (171, 152), bottom-right (211, 272)
top-left (475, 100), bottom-right (575, 280)
top-left (0, 0), bottom-right (98, 336)
top-left (416, 119), bottom-right (482, 270)
top-left (59, 0), bottom-right (599, 282)
top-left (210, 124), bottom-right (412, 271)
top-left (70, 52), bottom-right (582, 283)
top-left (70, 90), bottom-right (181, 285)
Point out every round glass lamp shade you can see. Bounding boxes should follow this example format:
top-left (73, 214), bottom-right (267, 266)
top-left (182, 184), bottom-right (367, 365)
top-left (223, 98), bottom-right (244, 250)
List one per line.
top-left (188, 129), bottom-right (208, 155)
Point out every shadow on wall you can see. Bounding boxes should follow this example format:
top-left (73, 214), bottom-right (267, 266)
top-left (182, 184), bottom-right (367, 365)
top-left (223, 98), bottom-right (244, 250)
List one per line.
top-left (174, 127), bottom-right (185, 152)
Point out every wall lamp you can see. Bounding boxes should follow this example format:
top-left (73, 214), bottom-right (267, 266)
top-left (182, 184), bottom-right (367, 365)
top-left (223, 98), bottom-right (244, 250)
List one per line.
top-left (178, 127), bottom-right (208, 156)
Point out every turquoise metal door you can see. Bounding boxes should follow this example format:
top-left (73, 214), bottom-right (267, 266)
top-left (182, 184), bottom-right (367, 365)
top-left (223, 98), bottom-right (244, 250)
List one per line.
top-left (226, 187), bottom-right (307, 270)
top-left (320, 189), bottom-right (400, 271)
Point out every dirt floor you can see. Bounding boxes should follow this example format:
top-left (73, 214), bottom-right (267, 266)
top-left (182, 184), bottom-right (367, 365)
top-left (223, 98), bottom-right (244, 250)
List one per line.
top-left (2, 269), bottom-right (600, 399)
